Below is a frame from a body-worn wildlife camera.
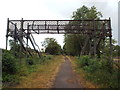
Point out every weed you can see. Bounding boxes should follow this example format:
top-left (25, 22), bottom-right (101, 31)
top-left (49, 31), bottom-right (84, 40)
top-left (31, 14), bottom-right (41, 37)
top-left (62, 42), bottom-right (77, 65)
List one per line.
top-left (76, 55), bottom-right (120, 88)
top-left (2, 50), bottom-right (54, 88)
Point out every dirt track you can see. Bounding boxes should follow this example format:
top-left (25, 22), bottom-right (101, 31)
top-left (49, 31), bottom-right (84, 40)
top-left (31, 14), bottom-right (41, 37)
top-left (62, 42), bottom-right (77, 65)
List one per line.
top-left (53, 56), bottom-right (82, 88)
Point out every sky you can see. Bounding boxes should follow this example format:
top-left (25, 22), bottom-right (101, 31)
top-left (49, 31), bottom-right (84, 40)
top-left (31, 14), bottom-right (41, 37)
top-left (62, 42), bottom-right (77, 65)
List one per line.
top-left (0, 0), bottom-right (119, 50)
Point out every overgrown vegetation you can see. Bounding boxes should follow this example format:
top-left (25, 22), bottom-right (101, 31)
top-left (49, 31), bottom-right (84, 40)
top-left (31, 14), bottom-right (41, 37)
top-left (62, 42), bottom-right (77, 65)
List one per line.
top-left (2, 49), bottom-right (53, 87)
top-left (2, 5), bottom-right (120, 88)
top-left (63, 6), bottom-right (120, 88)
top-left (12, 55), bottom-right (64, 88)
top-left (2, 50), bottom-right (19, 86)
top-left (76, 55), bottom-right (120, 88)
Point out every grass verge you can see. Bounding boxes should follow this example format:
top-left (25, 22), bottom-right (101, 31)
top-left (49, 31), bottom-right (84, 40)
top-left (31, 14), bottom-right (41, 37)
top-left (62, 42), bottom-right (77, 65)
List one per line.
top-left (8, 55), bottom-right (64, 88)
top-left (68, 56), bottom-right (120, 88)
top-left (67, 56), bottom-right (98, 88)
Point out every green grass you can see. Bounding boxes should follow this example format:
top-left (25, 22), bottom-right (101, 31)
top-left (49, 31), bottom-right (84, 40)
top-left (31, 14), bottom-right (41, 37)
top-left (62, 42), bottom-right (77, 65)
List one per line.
top-left (2, 50), bottom-right (54, 87)
top-left (8, 55), bottom-right (64, 88)
top-left (76, 55), bottom-right (120, 88)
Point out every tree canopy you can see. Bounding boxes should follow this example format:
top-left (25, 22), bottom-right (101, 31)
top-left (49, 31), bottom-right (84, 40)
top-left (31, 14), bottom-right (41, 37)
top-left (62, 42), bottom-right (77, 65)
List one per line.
top-left (63, 5), bottom-right (103, 56)
top-left (42, 38), bottom-right (62, 55)
top-left (72, 5), bottom-right (102, 20)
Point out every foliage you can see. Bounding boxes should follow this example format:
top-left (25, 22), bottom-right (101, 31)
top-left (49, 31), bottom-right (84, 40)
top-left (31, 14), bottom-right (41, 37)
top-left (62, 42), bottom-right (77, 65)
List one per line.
top-left (3, 74), bottom-right (19, 86)
top-left (77, 55), bottom-right (91, 67)
top-left (26, 57), bottom-right (34, 65)
top-left (2, 50), bottom-right (20, 86)
top-left (72, 5), bottom-right (102, 20)
top-left (63, 34), bottom-right (85, 56)
top-left (113, 45), bottom-right (120, 57)
top-left (9, 39), bottom-right (21, 57)
top-left (2, 49), bottom-right (53, 87)
top-left (42, 38), bottom-right (62, 55)
top-left (76, 55), bottom-right (120, 88)
top-left (26, 54), bottom-right (53, 65)
top-left (42, 38), bottom-right (56, 48)
top-left (64, 5), bottom-right (103, 56)
top-left (2, 50), bottom-right (18, 74)
top-left (100, 38), bottom-right (118, 57)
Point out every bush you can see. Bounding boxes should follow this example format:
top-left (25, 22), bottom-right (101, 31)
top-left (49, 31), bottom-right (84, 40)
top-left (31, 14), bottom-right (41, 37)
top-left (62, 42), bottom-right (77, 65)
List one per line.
top-left (26, 57), bottom-right (34, 65)
top-left (76, 55), bottom-right (120, 88)
top-left (18, 65), bottom-right (29, 76)
top-left (45, 55), bottom-right (52, 60)
top-left (3, 73), bottom-right (19, 83)
top-left (2, 51), bottom-right (18, 74)
top-left (2, 73), bottom-right (19, 87)
top-left (2, 50), bottom-right (54, 87)
top-left (39, 55), bottom-right (52, 63)
top-left (26, 55), bottom-right (53, 66)
top-left (77, 55), bottom-right (91, 68)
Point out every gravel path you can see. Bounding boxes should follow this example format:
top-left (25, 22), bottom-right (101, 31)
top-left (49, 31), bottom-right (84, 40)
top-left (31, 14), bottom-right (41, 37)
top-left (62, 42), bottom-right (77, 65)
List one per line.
top-left (53, 56), bottom-right (81, 88)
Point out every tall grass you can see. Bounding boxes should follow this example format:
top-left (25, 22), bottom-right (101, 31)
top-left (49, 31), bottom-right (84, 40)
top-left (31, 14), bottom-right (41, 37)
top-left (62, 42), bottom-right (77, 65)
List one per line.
top-left (76, 55), bottom-right (120, 88)
top-left (2, 50), bottom-right (53, 87)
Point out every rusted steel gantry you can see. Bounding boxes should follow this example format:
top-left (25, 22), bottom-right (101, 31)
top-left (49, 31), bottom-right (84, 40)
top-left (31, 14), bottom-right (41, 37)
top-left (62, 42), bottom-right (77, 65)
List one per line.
top-left (6, 18), bottom-right (112, 59)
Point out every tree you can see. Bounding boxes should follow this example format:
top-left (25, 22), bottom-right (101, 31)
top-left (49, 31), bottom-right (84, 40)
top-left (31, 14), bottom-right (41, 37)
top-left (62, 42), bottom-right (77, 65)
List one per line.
top-left (9, 39), bottom-right (20, 51)
top-left (42, 38), bottom-right (62, 55)
top-left (115, 45), bottom-right (120, 56)
top-left (9, 39), bottom-right (21, 58)
top-left (64, 5), bottom-right (103, 56)
top-left (63, 34), bottom-right (85, 56)
top-left (72, 5), bottom-right (102, 20)
top-left (102, 38), bottom-right (120, 57)
top-left (113, 45), bottom-right (120, 57)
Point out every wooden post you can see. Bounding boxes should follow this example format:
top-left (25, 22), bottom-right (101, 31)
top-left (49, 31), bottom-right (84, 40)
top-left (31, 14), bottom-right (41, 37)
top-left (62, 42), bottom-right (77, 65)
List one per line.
top-left (89, 38), bottom-right (91, 56)
top-left (45, 21), bottom-right (46, 30)
top-left (109, 18), bottom-right (112, 62)
top-left (110, 36), bottom-right (112, 60)
top-left (93, 20), bottom-right (96, 57)
top-left (81, 36), bottom-right (89, 55)
top-left (27, 24), bottom-right (29, 48)
top-left (26, 24), bottom-right (29, 57)
top-left (102, 21), bottom-right (106, 58)
top-left (14, 23), bottom-right (17, 56)
top-left (6, 18), bottom-right (9, 50)
top-left (38, 25), bottom-right (39, 34)
top-left (19, 18), bottom-right (24, 64)
top-left (57, 21), bottom-right (59, 34)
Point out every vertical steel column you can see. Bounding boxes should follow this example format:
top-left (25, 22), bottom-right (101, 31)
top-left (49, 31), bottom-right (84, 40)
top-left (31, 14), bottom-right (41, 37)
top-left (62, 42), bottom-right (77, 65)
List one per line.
top-left (6, 18), bottom-right (9, 50)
